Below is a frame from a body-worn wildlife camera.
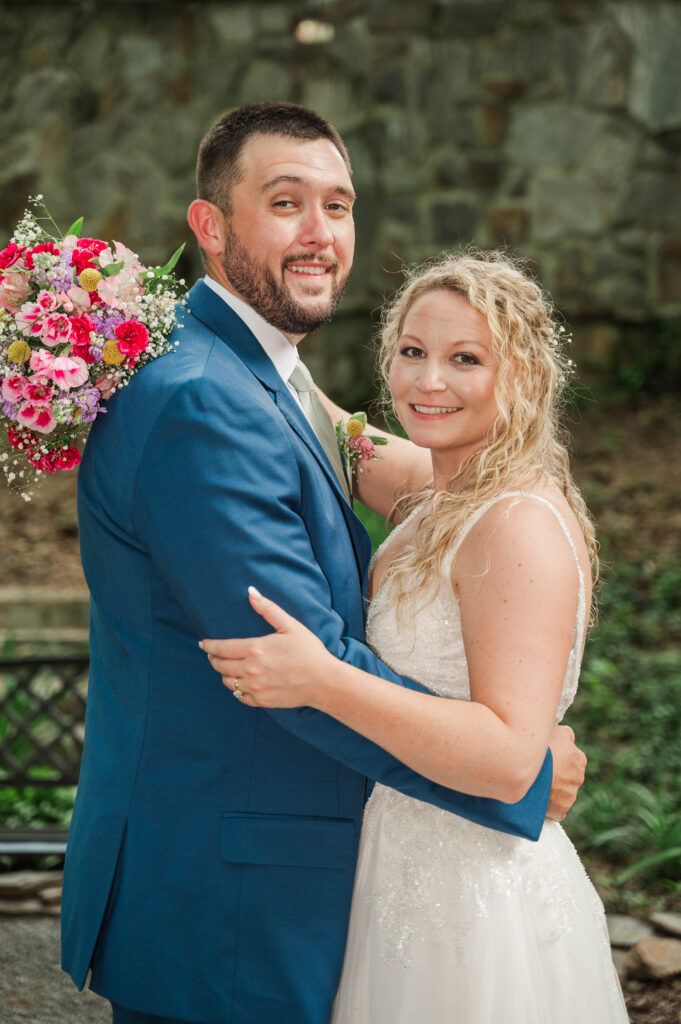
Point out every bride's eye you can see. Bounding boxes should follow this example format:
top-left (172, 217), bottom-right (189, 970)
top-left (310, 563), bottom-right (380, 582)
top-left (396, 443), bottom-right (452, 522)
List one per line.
top-left (454, 352), bottom-right (480, 366)
top-left (399, 345), bottom-right (424, 359)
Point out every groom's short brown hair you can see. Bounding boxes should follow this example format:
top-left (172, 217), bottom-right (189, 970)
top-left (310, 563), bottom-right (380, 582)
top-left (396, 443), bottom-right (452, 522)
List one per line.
top-left (196, 102), bottom-right (352, 214)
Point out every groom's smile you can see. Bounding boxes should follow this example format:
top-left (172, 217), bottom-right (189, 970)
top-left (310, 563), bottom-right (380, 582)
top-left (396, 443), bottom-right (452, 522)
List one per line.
top-left (213, 134), bottom-right (356, 343)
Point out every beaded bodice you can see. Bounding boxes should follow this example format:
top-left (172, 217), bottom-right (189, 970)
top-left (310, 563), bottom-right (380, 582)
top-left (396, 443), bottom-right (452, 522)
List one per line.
top-left (367, 490), bottom-right (587, 720)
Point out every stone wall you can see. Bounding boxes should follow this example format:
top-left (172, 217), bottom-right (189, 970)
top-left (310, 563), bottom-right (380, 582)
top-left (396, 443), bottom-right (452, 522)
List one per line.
top-left (1, 0), bottom-right (680, 395)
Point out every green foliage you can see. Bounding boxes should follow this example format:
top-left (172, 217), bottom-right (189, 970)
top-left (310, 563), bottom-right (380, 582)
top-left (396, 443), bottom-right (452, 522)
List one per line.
top-left (563, 558), bottom-right (681, 895)
top-left (355, 501), bottom-right (389, 551)
top-left (0, 783), bottom-right (75, 829)
top-left (598, 319), bottom-right (681, 400)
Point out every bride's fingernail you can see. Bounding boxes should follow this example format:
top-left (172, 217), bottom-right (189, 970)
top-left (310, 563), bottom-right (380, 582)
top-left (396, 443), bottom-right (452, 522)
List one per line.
top-left (248, 585), bottom-right (262, 599)
top-left (198, 641), bottom-right (204, 650)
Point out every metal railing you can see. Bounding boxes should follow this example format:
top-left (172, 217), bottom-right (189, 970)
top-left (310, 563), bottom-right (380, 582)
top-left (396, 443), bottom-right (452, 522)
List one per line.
top-left (0, 656), bottom-right (89, 854)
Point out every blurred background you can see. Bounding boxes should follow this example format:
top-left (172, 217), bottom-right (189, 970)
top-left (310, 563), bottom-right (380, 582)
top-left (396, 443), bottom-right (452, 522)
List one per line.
top-left (0, 0), bottom-right (680, 930)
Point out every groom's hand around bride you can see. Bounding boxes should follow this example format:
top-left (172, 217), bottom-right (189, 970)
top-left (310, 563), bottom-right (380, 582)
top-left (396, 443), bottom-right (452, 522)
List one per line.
top-left (546, 724), bottom-right (587, 821)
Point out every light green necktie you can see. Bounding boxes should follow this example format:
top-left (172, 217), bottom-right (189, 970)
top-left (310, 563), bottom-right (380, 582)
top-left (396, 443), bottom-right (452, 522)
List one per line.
top-left (289, 360), bottom-right (351, 500)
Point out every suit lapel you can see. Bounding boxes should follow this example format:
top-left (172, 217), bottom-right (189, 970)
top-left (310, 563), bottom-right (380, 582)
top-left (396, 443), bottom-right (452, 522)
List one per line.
top-left (184, 281), bottom-right (372, 588)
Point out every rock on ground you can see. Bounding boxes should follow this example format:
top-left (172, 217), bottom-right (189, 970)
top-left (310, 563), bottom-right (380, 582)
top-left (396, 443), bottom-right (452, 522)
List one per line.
top-left (0, 916), bottom-right (109, 1024)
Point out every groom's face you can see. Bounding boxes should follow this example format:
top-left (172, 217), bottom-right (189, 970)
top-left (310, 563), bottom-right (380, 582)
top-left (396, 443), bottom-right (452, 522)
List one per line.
top-left (219, 134), bottom-right (356, 339)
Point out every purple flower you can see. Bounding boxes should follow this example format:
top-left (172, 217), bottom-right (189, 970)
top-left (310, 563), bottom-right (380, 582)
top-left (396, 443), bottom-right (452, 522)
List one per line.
top-left (1, 398), bottom-right (19, 421)
top-left (89, 307), bottom-right (128, 340)
top-left (71, 383), bottom-right (102, 423)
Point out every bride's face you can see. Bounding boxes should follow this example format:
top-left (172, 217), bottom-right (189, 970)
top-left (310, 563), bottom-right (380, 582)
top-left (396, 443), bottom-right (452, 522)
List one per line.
top-left (388, 288), bottom-right (499, 477)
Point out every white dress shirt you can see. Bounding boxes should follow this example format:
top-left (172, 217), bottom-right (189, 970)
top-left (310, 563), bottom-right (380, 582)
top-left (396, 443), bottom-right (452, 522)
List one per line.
top-left (203, 275), bottom-right (306, 412)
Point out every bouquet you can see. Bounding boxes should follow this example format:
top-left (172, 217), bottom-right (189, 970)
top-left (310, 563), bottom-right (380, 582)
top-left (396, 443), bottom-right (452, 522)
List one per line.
top-left (336, 411), bottom-right (388, 475)
top-left (0, 197), bottom-right (186, 498)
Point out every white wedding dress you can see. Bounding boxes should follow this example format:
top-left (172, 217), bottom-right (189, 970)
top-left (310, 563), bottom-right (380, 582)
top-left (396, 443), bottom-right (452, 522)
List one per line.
top-left (332, 493), bottom-right (629, 1023)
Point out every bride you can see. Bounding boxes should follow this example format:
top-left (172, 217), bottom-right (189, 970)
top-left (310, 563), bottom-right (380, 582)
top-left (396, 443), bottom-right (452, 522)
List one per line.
top-left (202, 252), bottom-right (629, 1022)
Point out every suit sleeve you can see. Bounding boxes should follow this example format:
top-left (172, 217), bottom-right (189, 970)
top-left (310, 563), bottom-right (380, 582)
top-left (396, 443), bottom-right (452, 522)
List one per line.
top-left (132, 375), bottom-right (552, 841)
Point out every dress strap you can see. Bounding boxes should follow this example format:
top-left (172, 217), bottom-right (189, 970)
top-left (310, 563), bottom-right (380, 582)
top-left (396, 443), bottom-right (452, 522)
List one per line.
top-left (443, 491), bottom-right (588, 665)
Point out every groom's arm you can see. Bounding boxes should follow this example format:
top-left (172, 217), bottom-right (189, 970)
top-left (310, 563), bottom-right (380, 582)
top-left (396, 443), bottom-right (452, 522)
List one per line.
top-left (133, 375), bottom-right (553, 840)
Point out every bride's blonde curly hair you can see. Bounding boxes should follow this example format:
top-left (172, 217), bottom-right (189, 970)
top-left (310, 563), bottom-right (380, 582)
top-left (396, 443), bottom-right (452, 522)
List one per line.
top-left (377, 250), bottom-right (598, 615)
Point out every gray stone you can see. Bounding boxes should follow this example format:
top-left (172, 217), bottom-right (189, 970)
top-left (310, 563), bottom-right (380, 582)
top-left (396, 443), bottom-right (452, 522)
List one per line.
top-left (300, 77), bottom-right (359, 133)
top-left (39, 888), bottom-right (63, 908)
top-left (207, 6), bottom-right (257, 45)
top-left (617, 172), bottom-right (681, 229)
top-left (531, 175), bottom-right (605, 243)
top-left (611, 947), bottom-right (629, 983)
top-left (509, 104), bottom-right (611, 170)
top-left (651, 911), bottom-right (681, 938)
top-left (577, 18), bottom-right (630, 110)
top-left (0, 872), bottom-right (64, 899)
top-left (435, 1), bottom-right (509, 38)
top-left (431, 198), bottom-right (479, 245)
top-left (487, 204), bottom-right (529, 244)
top-left (367, 0), bottom-right (430, 33)
top-left (607, 914), bottom-right (655, 949)
top-left (612, 2), bottom-right (681, 132)
top-left (237, 59), bottom-right (291, 106)
top-left (626, 936), bottom-right (681, 981)
top-left (0, 898), bottom-right (52, 916)
top-left (428, 40), bottom-right (475, 104)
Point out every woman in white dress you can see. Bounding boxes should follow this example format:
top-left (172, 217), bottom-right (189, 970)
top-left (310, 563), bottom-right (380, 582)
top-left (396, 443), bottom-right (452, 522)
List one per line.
top-left (203, 253), bottom-right (629, 1022)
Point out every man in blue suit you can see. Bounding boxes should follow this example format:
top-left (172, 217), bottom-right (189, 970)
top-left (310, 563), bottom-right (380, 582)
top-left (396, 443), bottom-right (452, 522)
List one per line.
top-left (62, 102), bottom-right (585, 1024)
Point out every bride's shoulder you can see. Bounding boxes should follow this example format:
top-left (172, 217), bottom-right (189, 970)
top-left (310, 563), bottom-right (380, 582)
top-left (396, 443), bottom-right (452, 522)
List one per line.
top-left (453, 483), bottom-right (584, 583)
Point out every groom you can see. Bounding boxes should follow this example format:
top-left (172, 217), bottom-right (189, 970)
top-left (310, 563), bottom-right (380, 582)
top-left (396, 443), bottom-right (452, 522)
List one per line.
top-left (61, 102), bottom-right (585, 1024)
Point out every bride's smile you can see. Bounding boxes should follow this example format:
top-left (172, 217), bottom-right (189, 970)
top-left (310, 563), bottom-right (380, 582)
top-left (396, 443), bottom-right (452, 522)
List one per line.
top-left (388, 288), bottom-right (499, 483)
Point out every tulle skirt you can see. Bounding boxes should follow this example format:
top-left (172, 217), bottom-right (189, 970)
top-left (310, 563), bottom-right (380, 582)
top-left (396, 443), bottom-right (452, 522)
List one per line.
top-left (332, 785), bottom-right (629, 1024)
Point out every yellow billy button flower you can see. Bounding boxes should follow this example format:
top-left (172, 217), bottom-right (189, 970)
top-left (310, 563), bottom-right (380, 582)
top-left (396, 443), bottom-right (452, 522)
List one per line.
top-left (78, 267), bottom-right (103, 292)
top-left (346, 418), bottom-right (364, 437)
top-left (7, 339), bottom-right (32, 363)
top-left (102, 341), bottom-right (126, 365)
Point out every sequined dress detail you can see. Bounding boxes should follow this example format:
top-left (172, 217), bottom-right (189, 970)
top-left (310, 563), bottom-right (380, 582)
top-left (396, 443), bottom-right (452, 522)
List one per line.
top-left (331, 492), bottom-right (629, 1024)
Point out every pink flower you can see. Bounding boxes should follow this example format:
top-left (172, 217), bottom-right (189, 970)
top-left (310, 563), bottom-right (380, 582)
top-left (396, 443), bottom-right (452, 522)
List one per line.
top-left (36, 290), bottom-right (59, 313)
top-left (348, 435), bottom-right (375, 461)
top-left (17, 402), bottom-right (56, 434)
top-left (0, 270), bottom-right (31, 309)
top-left (22, 381), bottom-right (53, 405)
top-left (16, 301), bottom-right (46, 337)
top-left (50, 354), bottom-right (89, 390)
top-left (66, 286), bottom-right (92, 310)
top-left (29, 349), bottom-right (55, 379)
top-left (95, 371), bottom-right (122, 399)
top-left (1, 374), bottom-right (27, 404)
top-left (42, 312), bottom-right (73, 347)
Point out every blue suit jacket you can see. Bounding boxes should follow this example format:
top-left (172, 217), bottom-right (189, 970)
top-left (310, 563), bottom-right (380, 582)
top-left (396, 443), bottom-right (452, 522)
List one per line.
top-left (61, 280), bottom-right (552, 1024)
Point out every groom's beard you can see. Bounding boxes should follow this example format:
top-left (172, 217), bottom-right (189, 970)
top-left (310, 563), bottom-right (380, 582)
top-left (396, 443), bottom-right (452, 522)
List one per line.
top-left (220, 228), bottom-right (350, 335)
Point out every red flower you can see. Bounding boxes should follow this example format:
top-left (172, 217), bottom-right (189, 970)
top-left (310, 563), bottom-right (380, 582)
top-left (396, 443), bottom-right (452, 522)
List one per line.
top-left (76, 238), bottom-right (107, 255)
top-left (0, 243), bottom-right (27, 271)
top-left (53, 446), bottom-right (81, 471)
top-left (7, 425), bottom-right (38, 451)
top-left (69, 313), bottom-right (97, 353)
top-left (71, 247), bottom-right (98, 274)
top-left (26, 241), bottom-right (60, 269)
top-left (114, 320), bottom-right (149, 358)
top-left (27, 450), bottom-right (57, 473)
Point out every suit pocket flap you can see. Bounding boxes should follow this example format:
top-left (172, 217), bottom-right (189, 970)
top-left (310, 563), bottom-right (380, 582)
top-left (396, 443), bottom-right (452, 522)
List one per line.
top-left (221, 812), bottom-right (355, 869)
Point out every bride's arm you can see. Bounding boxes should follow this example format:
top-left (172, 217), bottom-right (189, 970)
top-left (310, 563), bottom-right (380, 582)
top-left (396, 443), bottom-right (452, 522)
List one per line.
top-left (202, 499), bottom-right (582, 803)
top-left (319, 389), bottom-right (432, 520)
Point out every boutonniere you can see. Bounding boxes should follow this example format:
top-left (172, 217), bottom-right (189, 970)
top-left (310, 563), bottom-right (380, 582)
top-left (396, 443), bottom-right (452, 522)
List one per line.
top-left (336, 411), bottom-right (388, 474)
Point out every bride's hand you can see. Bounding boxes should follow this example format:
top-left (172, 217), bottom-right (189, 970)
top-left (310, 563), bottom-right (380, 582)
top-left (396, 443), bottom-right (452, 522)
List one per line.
top-left (200, 587), bottom-right (332, 708)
